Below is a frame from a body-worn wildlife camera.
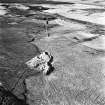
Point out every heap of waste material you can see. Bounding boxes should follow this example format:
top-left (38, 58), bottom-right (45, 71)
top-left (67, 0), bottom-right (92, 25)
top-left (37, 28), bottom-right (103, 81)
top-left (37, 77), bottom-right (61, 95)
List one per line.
top-left (26, 52), bottom-right (53, 74)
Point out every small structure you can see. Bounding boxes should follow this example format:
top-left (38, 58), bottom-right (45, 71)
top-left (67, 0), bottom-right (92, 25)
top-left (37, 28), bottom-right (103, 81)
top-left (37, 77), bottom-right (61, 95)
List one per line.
top-left (26, 52), bottom-right (54, 75)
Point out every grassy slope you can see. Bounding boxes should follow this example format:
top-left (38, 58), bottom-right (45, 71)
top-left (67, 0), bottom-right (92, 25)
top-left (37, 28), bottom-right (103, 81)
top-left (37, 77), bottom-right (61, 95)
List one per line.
top-left (0, 18), bottom-right (45, 98)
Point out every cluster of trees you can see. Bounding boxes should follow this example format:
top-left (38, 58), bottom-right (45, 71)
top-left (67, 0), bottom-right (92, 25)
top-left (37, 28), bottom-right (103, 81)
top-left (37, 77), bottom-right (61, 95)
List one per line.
top-left (0, 0), bottom-right (72, 4)
top-left (0, 0), bottom-right (45, 3)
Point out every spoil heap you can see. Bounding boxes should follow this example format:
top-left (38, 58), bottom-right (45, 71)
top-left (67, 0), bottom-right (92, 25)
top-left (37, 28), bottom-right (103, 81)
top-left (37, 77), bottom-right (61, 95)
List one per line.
top-left (26, 51), bottom-right (54, 75)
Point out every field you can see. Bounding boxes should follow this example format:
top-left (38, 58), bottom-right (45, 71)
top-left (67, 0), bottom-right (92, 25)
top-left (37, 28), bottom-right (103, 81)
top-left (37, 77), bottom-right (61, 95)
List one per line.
top-left (0, 1), bottom-right (105, 105)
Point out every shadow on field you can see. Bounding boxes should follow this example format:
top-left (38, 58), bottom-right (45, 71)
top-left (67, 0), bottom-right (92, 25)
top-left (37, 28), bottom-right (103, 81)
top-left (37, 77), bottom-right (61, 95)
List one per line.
top-left (0, 21), bottom-right (42, 99)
